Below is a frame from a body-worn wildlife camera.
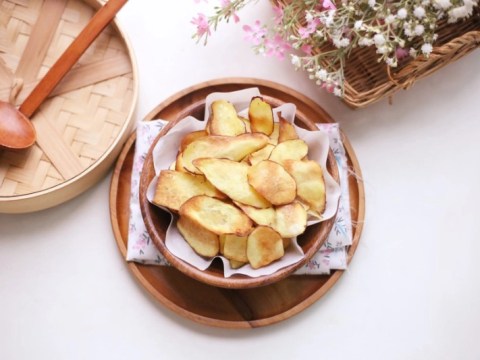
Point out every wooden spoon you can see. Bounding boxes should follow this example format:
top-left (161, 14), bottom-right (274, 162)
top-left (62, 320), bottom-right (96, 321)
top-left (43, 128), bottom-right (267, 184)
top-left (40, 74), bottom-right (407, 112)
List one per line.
top-left (0, 0), bottom-right (128, 150)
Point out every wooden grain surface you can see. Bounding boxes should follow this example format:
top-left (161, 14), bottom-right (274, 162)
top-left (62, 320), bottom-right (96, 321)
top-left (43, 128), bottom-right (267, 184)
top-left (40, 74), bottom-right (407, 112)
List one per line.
top-left (109, 78), bottom-right (365, 328)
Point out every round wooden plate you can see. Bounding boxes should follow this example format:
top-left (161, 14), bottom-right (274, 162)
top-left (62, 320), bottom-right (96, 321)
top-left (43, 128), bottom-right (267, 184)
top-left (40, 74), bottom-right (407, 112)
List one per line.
top-left (109, 78), bottom-right (365, 328)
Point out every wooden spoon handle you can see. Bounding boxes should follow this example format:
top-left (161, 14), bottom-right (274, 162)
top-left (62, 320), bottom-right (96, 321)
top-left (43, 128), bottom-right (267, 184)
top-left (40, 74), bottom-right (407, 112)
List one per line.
top-left (19, 0), bottom-right (128, 118)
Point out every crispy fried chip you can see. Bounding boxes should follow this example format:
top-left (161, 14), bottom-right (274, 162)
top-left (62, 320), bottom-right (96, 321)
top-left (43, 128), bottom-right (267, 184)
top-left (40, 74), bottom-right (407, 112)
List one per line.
top-left (247, 144), bottom-right (274, 166)
top-left (182, 133), bottom-right (269, 174)
top-left (269, 139), bottom-right (308, 165)
top-left (247, 226), bottom-right (284, 269)
top-left (179, 130), bottom-right (208, 152)
top-left (273, 202), bottom-right (308, 238)
top-left (268, 123), bottom-right (280, 145)
top-left (229, 259), bottom-right (247, 269)
top-left (222, 234), bottom-right (248, 262)
top-left (194, 158), bottom-right (270, 208)
top-left (153, 170), bottom-right (225, 211)
top-left (207, 100), bottom-right (246, 136)
top-left (177, 216), bottom-right (219, 257)
top-left (248, 97), bottom-right (274, 135)
top-left (234, 202), bottom-right (275, 227)
top-left (179, 195), bottom-right (253, 236)
top-left (247, 160), bottom-right (296, 205)
top-left (278, 116), bottom-right (299, 143)
top-left (284, 159), bottom-right (326, 215)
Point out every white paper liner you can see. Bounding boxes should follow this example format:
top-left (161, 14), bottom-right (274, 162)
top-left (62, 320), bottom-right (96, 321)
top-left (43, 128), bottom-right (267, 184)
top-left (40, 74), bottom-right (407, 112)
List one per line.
top-left (145, 88), bottom-right (341, 278)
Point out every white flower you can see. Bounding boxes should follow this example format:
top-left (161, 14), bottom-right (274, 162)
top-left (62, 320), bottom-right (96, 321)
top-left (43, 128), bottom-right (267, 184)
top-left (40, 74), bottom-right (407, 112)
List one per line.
top-left (354, 20), bottom-right (363, 30)
top-left (333, 87), bottom-right (342, 97)
top-left (409, 47), bottom-right (418, 57)
top-left (434, 0), bottom-right (452, 9)
top-left (397, 8), bottom-right (408, 19)
top-left (358, 37), bottom-right (374, 46)
top-left (305, 11), bottom-right (314, 23)
top-left (385, 14), bottom-right (396, 24)
top-left (421, 42), bottom-right (433, 55)
top-left (377, 45), bottom-right (389, 54)
top-left (373, 33), bottom-right (386, 46)
top-left (414, 6), bottom-right (426, 18)
top-left (368, 0), bottom-right (376, 8)
top-left (415, 24), bottom-right (425, 35)
top-left (316, 69), bottom-right (328, 81)
top-left (291, 55), bottom-right (301, 68)
top-left (404, 27), bottom-right (413, 37)
top-left (386, 57), bottom-right (397, 66)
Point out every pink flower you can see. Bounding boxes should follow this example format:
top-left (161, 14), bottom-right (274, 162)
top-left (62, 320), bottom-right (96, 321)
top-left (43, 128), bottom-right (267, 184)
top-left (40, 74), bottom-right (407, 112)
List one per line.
top-left (272, 5), bottom-right (284, 25)
top-left (264, 34), bottom-right (291, 60)
top-left (220, 0), bottom-right (240, 23)
top-left (243, 20), bottom-right (267, 45)
top-left (299, 17), bottom-right (320, 39)
top-left (301, 44), bottom-right (313, 55)
top-left (395, 47), bottom-right (410, 60)
top-left (220, 0), bottom-right (230, 6)
top-left (191, 13), bottom-right (210, 37)
top-left (322, 0), bottom-right (336, 10)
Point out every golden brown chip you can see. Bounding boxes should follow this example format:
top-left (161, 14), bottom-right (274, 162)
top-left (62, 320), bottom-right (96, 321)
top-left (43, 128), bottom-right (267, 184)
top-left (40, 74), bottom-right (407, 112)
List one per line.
top-left (278, 116), bottom-right (298, 143)
top-left (179, 130), bottom-right (208, 152)
top-left (268, 123), bottom-right (280, 145)
top-left (207, 100), bottom-right (246, 136)
top-left (222, 234), bottom-right (248, 262)
top-left (177, 216), bottom-right (219, 257)
top-left (153, 170), bottom-right (225, 211)
top-left (269, 139), bottom-right (308, 165)
top-left (179, 195), bottom-right (253, 236)
top-left (182, 133), bottom-right (269, 174)
top-left (247, 226), bottom-right (284, 269)
top-left (174, 152), bottom-right (187, 172)
top-left (247, 160), bottom-right (296, 206)
top-left (229, 259), bottom-right (247, 269)
top-left (193, 158), bottom-right (270, 208)
top-left (283, 159), bottom-right (326, 215)
top-left (234, 202), bottom-right (275, 227)
top-left (247, 144), bottom-right (274, 166)
top-left (248, 97), bottom-right (274, 135)
top-left (273, 202), bottom-right (308, 238)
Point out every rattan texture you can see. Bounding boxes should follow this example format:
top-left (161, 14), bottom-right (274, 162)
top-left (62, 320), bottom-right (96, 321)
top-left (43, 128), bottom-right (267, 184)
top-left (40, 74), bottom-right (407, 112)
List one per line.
top-left (0, 0), bottom-right (135, 196)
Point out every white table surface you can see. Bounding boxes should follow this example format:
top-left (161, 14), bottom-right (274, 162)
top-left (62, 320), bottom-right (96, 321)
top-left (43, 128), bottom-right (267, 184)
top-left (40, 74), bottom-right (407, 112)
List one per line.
top-left (1, 2), bottom-right (479, 359)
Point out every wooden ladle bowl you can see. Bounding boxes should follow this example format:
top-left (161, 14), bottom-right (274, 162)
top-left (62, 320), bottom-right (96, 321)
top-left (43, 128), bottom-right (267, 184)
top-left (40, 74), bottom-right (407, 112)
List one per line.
top-left (139, 96), bottom-right (339, 289)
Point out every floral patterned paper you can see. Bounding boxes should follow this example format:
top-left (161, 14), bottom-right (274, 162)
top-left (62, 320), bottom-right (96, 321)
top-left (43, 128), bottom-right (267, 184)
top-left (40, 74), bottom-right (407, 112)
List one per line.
top-left (127, 120), bottom-right (352, 274)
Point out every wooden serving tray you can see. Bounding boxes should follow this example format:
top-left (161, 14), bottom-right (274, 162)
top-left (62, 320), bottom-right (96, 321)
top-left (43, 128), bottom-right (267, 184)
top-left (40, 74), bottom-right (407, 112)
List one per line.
top-left (109, 78), bottom-right (365, 328)
top-left (0, 0), bottom-right (137, 213)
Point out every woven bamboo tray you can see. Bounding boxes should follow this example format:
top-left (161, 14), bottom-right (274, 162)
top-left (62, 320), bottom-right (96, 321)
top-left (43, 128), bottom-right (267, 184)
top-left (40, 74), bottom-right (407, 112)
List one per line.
top-left (275, 1), bottom-right (480, 108)
top-left (0, 0), bottom-right (138, 213)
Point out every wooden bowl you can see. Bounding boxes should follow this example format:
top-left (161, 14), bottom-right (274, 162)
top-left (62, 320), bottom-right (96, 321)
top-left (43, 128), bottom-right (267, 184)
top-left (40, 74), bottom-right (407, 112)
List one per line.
top-left (138, 95), bottom-right (340, 289)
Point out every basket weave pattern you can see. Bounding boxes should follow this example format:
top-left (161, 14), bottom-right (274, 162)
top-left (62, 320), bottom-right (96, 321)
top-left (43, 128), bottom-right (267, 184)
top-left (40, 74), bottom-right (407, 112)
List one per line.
top-left (275, 1), bottom-right (480, 108)
top-left (0, 0), bottom-right (135, 197)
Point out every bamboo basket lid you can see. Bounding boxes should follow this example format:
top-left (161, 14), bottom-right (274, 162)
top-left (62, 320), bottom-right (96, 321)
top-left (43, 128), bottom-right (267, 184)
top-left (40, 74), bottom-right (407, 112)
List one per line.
top-left (0, 0), bottom-right (138, 213)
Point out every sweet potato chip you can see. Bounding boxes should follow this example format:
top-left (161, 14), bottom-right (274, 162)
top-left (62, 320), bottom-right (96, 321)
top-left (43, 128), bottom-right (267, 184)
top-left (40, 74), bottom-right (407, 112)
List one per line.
top-left (247, 160), bottom-right (296, 205)
top-left (248, 97), bottom-right (274, 135)
top-left (194, 158), bottom-right (270, 208)
top-left (247, 226), bottom-right (284, 269)
top-left (234, 202), bottom-right (276, 226)
top-left (284, 159), bottom-right (326, 215)
top-left (182, 133), bottom-right (269, 174)
top-left (278, 116), bottom-right (298, 143)
top-left (179, 130), bottom-right (208, 152)
top-left (273, 202), bottom-right (308, 238)
top-left (247, 144), bottom-right (274, 166)
top-left (177, 216), bottom-right (219, 257)
top-left (153, 170), bottom-right (225, 211)
top-left (222, 234), bottom-right (248, 262)
top-left (207, 100), bottom-right (246, 136)
top-left (179, 195), bottom-right (253, 236)
top-left (269, 139), bottom-right (308, 165)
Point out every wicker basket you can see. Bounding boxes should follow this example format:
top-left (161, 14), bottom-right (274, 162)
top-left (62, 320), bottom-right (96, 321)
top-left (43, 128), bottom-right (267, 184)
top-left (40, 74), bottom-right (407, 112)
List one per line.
top-left (275, 1), bottom-right (480, 108)
top-left (0, 0), bottom-right (137, 213)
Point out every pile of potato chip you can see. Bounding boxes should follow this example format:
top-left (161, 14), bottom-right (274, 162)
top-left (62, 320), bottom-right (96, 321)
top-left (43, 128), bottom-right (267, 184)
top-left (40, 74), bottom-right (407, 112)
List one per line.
top-left (152, 96), bottom-right (326, 270)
